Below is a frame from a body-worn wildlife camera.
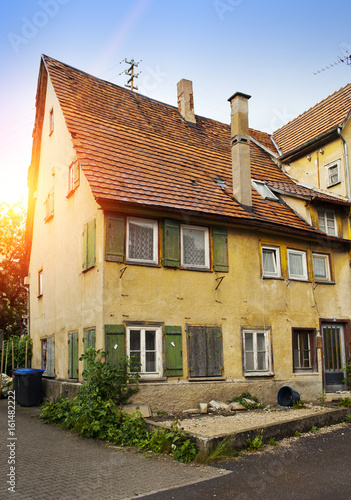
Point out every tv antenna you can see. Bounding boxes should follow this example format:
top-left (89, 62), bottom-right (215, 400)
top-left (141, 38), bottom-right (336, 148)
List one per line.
top-left (119, 58), bottom-right (141, 91)
top-left (314, 51), bottom-right (351, 75)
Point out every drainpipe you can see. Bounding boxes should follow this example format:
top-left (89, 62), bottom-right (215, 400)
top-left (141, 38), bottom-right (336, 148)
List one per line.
top-left (337, 127), bottom-right (351, 200)
top-left (20, 282), bottom-right (30, 338)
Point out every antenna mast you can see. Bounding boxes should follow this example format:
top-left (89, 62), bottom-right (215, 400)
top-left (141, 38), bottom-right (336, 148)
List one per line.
top-left (121, 58), bottom-right (141, 91)
top-left (314, 51), bottom-right (351, 75)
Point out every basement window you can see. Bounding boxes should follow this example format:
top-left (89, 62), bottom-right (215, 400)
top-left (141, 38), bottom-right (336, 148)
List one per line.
top-left (252, 180), bottom-right (279, 201)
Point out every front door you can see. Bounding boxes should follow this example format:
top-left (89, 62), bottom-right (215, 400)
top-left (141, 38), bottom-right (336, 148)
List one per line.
top-left (322, 323), bottom-right (347, 392)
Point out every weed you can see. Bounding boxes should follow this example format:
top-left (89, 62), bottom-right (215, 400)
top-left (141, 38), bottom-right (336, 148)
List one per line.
top-left (310, 426), bottom-right (318, 433)
top-left (343, 413), bottom-right (351, 423)
top-left (246, 430), bottom-right (263, 452)
top-left (338, 397), bottom-right (351, 408)
top-left (294, 430), bottom-right (301, 437)
top-left (292, 400), bottom-right (306, 409)
top-left (231, 392), bottom-right (265, 410)
top-left (195, 437), bottom-right (239, 464)
top-left (266, 437), bottom-right (278, 446)
top-left (319, 390), bottom-right (327, 403)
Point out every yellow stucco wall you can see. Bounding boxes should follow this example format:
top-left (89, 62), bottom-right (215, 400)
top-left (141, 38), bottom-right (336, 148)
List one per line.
top-left (28, 78), bottom-right (351, 408)
top-left (28, 77), bottom-right (103, 378)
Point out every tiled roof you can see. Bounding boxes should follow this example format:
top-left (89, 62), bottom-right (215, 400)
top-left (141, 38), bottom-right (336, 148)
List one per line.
top-left (272, 83), bottom-right (351, 155)
top-left (40, 55), bottom-right (347, 238)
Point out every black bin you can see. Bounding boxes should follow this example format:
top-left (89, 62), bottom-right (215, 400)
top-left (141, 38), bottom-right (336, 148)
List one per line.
top-left (277, 386), bottom-right (300, 407)
top-left (13, 369), bottom-right (44, 407)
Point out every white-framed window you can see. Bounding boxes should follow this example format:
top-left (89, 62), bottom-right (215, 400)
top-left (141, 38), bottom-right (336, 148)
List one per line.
top-left (242, 329), bottom-right (272, 376)
top-left (49, 107), bottom-right (54, 135)
top-left (312, 253), bottom-right (331, 281)
top-left (126, 217), bottom-right (158, 265)
top-left (181, 225), bottom-right (210, 269)
top-left (38, 268), bottom-right (43, 297)
top-left (68, 160), bottom-right (80, 194)
top-left (325, 159), bottom-right (341, 187)
top-left (317, 209), bottom-right (337, 236)
top-left (287, 249), bottom-right (308, 281)
top-left (252, 180), bottom-right (279, 201)
top-left (261, 245), bottom-right (281, 277)
top-left (126, 326), bottom-right (163, 378)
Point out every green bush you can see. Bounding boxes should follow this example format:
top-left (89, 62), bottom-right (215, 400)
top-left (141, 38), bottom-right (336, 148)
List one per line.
top-left (40, 348), bottom-right (197, 462)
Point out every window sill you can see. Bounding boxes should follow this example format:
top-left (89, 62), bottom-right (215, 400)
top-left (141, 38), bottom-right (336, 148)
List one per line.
top-left (314, 280), bottom-right (335, 285)
top-left (139, 377), bottom-right (167, 383)
top-left (262, 275), bottom-right (284, 280)
top-left (244, 372), bottom-right (274, 377)
top-left (287, 278), bottom-right (310, 283)
top-left (44, 214), bottom-right (54, 223)
top-left (188, 376), bottom-right (226, 382)
top-left (125, 261), bottom-right (161, 268)
top-left (293, 370), bottom-right (318, 375)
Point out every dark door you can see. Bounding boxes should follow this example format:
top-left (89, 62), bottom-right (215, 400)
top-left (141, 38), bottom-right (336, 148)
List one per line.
top-left (322, 323), bottom-right (346, 392)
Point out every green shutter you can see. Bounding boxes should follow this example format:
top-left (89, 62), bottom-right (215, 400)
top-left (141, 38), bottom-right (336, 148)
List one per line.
top-left (165, 326), bottom-right (183, 376)
top-left (47, 337), bottom-right (55, 377)
top-left (87, 219), bottom-right (96, 269)
top-left (69, 332), bottom-right (78, 378)
top-left (84, 329), bottom-right (95, 371)
top-left (83, 224), bottom-right (88, 271)
top-left (105, 325), bottom-right (125, 366)
top-left (213, 227), bottom-right (229, 272)
top-left (83, 219), bottom-right (96, 271)
top-left (105, 216), bottom-right (125, 262)
top-left (163, 219), bottom-right (180, 268)
top-left (206, 326), bottom-right (223, 376)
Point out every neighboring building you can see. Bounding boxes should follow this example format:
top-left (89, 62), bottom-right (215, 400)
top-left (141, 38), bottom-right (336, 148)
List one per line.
top-left (25, 56), bottom-right (351, 410)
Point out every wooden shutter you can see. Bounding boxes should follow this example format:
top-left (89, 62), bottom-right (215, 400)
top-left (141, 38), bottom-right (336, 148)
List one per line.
top-left (105, 325), bottom-right (125, 366)
top-left (163, 219), bottom-right (180, 267)
top-left (83, 219), bottom-right (96, 271)
top-left (47, 337), bottom-right (55, 377)
top-left (212, 227), bottom-right (229, 272)
top-left (84, 329), bottom-right (95, 371)
top-left (165, 326), bottom-right (183, 376)
top-left (188, 326), bottom-right (207, 377)
top-left (187, 325), bottom-right (223, 377)
top-left (69, 332), bottom-right (78, 378)
top-left (105, 216), bottom-right (125, 262)
top-left (206, 326), bottom-right (223, 376)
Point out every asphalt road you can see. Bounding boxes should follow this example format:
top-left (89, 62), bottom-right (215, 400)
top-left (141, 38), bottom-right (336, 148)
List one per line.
top-left (139, 425), bottom-right (351, 500)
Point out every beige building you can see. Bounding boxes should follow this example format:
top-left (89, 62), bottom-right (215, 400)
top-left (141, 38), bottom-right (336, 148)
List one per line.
top-left (25, 56), bottom-right (351, 410)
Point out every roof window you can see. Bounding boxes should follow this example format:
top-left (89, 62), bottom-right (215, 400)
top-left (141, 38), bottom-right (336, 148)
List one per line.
top-left (252, 180), bottom-right (279, 201)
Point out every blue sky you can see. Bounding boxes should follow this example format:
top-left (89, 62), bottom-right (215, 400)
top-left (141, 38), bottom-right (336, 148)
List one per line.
top-left (1, 0), bottom-right (351, 203)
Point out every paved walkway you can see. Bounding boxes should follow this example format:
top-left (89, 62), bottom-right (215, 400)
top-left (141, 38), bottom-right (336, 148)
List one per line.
top-left (0, 399), bottom-right (226, 500)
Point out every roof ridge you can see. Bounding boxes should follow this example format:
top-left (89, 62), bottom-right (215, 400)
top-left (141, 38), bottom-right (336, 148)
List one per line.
top-left (273, 81), bottom-right (351, 135)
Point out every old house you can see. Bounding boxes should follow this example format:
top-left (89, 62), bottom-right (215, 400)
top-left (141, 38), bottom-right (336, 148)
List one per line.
top-left (25, 55), bottom-right (351, 410)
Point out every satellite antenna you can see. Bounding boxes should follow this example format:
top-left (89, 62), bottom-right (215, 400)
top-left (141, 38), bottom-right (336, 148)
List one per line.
top-left (119, 58), bottom-right (141, 91)
top-left (314, 51), bottom-right (351, 75)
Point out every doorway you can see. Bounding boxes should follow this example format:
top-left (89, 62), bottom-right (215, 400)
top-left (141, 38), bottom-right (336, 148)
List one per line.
top-left (321, 323), bottom-right (347, 392)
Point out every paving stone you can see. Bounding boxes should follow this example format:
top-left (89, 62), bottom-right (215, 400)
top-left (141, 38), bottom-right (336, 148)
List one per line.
top-left (0, 399), bottom-right (224, 499)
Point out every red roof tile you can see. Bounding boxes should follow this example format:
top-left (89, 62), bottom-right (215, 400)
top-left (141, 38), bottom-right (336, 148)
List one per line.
top-left (272, 83), bottom-right (351, 155)
top-left (40, 55), bottom-right (348, 238)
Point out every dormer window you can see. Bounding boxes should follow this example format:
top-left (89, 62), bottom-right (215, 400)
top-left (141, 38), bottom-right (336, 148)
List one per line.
top-left (317, 209), bottom-right (336, 236)
top-left (252, 180), bottom-right (279, 201)
top-left (325, 160), bottom-right (341, 187)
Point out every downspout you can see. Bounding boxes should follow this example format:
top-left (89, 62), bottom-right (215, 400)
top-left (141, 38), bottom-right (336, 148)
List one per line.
top-left (20, 282), bottom-right (30, 338)
top-left (337, 127), bottom-right (351, 200)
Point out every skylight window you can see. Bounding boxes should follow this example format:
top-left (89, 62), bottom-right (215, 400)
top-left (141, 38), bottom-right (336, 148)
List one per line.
top-left (252, 180), bottom-right (279, 201)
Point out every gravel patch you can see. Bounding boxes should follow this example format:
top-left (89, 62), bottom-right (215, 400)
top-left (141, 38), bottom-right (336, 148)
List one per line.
top-left (160, 405), bottom-right (331, 438)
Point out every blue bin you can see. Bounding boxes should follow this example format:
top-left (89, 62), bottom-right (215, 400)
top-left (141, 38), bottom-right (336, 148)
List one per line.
top-left (277, 386), bottom-right (300, 407)
top-left (13, 369), bottom-right (45, 407)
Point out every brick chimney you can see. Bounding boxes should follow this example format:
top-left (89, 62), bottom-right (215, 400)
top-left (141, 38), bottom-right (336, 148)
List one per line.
top-left (228, 92), bottom-right (252, 207)
top-left (177, 79), bottom-right (196, 124)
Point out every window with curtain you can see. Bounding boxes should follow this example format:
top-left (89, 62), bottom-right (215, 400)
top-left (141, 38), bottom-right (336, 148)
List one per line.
top-left (287, 249), bottom-right (308, 280)
top-left (261, 246), bottom-right (281, 277)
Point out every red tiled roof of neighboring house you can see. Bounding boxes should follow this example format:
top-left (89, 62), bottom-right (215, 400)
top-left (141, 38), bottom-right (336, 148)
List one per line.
top-left (37, 55), bottom-right (349, 238)
top-left (272, 83), bottom-right (351, 155)
top-left (249, 129), bottom-right (276, 152)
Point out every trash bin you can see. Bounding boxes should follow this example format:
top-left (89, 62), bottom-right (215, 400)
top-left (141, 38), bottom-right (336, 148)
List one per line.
top-left (13, 369), bottom-right (45, 407)
top-left (277, 386), bottom-right (300, 407)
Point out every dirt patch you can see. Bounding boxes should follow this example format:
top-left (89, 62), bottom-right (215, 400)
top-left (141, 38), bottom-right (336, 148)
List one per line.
top-left (157, 405), bottom-right (333, 438)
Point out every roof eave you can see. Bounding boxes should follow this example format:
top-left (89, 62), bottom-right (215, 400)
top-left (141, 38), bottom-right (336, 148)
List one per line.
top-left (278, 126), bottom-right (340, 162)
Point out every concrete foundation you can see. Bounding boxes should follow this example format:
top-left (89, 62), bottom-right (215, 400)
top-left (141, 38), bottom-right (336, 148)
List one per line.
top-left (42, 376), bottom-right (323, 411)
